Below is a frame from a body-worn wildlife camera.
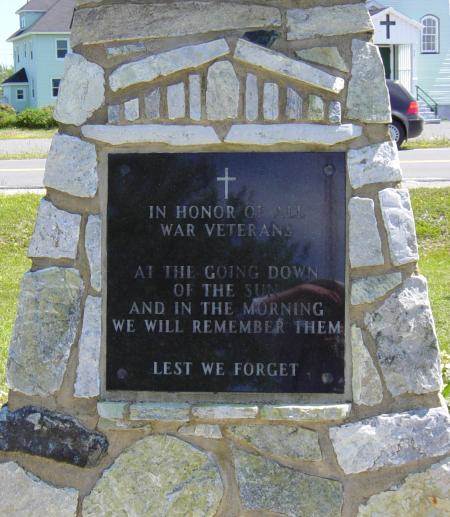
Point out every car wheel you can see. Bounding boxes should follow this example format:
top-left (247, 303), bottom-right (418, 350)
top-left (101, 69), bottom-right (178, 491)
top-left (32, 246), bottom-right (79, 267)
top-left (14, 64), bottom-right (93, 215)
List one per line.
top-left (389, 119), bottom-right (406, 148)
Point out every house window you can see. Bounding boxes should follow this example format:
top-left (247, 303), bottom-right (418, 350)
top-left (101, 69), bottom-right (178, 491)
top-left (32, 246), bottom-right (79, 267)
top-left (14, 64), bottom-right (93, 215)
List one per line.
top-left (17, 89), bottom-right (24, 100)
top-left (56, 40), bottom-right (68, 59)
top-left (31, 49), bottom-right (33, 60)
top-left (20, 17), bottom-right (25, 29)
top-left (52, 79), bottom-right (61, 98)
top-left (421, 15), bottom-right (440, 53)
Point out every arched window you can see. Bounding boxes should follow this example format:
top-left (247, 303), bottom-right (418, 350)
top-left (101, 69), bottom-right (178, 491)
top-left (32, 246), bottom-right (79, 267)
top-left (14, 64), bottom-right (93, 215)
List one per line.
top-left (421, 15), bottom-right (440, 53)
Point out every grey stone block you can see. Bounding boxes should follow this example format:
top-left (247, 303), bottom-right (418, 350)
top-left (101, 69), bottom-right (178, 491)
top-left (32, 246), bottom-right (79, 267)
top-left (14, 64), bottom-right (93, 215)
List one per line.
top-left (235, 39), bottom-right (344, 94)
top-left (234, 447), bottom-right (343, 516)
top-left (28, 199), bottom-right (81, 260)
top-left (347, 40), bottom-right (391, 123)
top-left (330, 407), bottom-right (450, 474)
top-left (379, 188), bottom-right (419, 266)
top-left (0, 462), bottom-right (78, 516)
top-left (365, 275), bottom-right (442, 396)
top-left (54, 53), bottom-right (104, 126)
top-left (44, 134), bottom-right (98, 198)
top-left (7, 268), bottom-right (83, 396)
top-left (287, 4), bottom-right (373, 40)
top-left (348, 197), bottom-right (384, 268)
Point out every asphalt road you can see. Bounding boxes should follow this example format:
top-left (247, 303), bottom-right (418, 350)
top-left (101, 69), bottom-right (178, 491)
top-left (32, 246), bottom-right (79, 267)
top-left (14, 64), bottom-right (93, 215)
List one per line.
top-left (0, 149), bottom-right (449, 190)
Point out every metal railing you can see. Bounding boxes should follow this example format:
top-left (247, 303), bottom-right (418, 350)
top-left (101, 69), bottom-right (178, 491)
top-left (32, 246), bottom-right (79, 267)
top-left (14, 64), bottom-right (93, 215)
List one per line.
top-left (416, 85), bottom-right (438, 115)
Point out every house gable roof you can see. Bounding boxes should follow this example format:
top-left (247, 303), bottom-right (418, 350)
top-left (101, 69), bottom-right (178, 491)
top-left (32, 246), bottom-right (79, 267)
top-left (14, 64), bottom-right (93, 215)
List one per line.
top-left (9, 0), bottom-right (75, 40)
top-left (16, 0), bottom-right (58, 14)
top-left (2, 68), bottom-right (29, 85)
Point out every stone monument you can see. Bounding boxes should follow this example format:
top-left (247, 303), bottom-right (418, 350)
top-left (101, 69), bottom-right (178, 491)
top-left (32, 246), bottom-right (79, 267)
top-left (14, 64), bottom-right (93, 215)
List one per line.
top-left (1, 0), bottom-right (449, 515)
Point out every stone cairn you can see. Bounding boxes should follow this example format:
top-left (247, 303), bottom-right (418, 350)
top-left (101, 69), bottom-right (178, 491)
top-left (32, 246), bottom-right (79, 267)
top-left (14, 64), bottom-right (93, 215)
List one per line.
top-left (1, 1), bottom-right (449, 515)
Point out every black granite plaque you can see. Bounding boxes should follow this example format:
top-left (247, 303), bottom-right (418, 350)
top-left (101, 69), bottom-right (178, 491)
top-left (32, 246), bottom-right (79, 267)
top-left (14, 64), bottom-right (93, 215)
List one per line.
top-left (107, 153), bottom-right (346, 393)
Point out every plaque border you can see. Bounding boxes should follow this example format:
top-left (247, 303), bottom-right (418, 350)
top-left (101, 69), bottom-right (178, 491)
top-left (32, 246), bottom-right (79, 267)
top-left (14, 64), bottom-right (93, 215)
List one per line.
top-left (99, 148), bottom-right (352, 404)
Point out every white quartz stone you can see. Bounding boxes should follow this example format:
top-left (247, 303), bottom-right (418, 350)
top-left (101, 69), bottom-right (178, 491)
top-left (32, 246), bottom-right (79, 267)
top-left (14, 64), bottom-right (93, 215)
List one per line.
top-left (144, 89), bottom-right (160, 119)
top-left (245, 74), bottom-right (259, 122)
top-left (107, 42), bottom-right (146, 57)
top-left (307, 95), bottom-right (324, 120)
top-left (178, 424), bottom-right (223, 439)
top-left (74, 296), bottom-right (101, 398)
top-left (97, 401), bottom-right (128, 420)
top-left (189, 75), bottom-right (201, 121)
top-left (263, 83), bottom-right (279, 121)
top-left (82, 124), bottom-right (220, 146)
top-left (260, 404), bottom-right (351, 422)
top-left (348, 197), bottom-right (384, 268)
top-left (108, 105), bottom-right (120, 124)
top-left (235, 39), bottom-right (344, 94)
top-left (379, 188), bottom-right (419, 266)
top-left (225, 123), bottom-right (362, 146)
top-left (167, 82), bottom-right (186, 120)
top-left (287, 4), bottom-right (373, 40)
top-left (85, 215), bottom-right (101, 292)
top-left (0, 462), bottom-right (78, 516)
top-left (123, 98), bottom-right (140, 121)
top-left (72, 2), bottom-right (281, 47)
top-left (28, 199), bottom-right (81, 260)
top-left (110, 39), bottom-right (229, 92)
top-left (54, 53), bottom-right (105, 126)
top-left (328, 101), bottom-right (341, 124)
top-left (296, 47), bottom-right (349, 73)
top-left (44, 134), bottom-right (98, 198)
top-left (192, 405), bottom-right (258, 420)
top-left (129, 403), bottom-right (190, 422)
top-left (348, 141), bottom-right (402, 189)
top-left (330, 407), bottom-right (450, 474)
top-left (206, 61), bottom-right (240, 120)
top-left (351, 272), bottom-right (403, 305)
top-left (358, 457), bottom-right (450, 516)
top-left (347, 40), bottom-right (391, 123)
top-left (351, 326), bottom-right (383, 406)
top-left (286, 88), bottom-right (302, 120)
top-left (365, 275), bottom-right (442, 396)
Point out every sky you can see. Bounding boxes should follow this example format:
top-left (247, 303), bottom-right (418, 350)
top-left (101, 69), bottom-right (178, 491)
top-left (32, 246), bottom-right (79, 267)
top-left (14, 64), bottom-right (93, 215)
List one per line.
top-left (0, 0), bottom-right (25, 67)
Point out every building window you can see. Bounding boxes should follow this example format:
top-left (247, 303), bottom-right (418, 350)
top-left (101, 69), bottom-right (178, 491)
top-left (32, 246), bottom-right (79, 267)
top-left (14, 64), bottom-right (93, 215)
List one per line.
top-left (31, 49), bottom-right (33, 60)
top-left (56, 40), bottom-right (68, 59)
top-left (17, 89), bottom-right (24, 100)
top-left (421, 15), bottom-right (440, 53)
top-left (52, 79), bottom-right (61, 98)
top-left (20, 17), bottom-right (25, 29)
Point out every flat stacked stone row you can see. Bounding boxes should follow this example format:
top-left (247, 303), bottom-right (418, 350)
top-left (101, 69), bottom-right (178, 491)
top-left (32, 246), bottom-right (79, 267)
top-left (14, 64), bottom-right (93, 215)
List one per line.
top-left (1, 1), bottom-right (449, 516)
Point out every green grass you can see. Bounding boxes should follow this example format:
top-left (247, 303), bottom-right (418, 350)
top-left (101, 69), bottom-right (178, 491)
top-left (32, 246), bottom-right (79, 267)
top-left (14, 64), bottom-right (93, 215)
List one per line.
top-left (0, 152), bottom-right (48, 160)
top-left (0, 128), bottom-right (56, 140)
top-left (403, 137), bottom-right (450, 150)
top-left (410, 188), bottom-right (450, 399)
top-left (0, 194), bottom-right (40, 402)
top-left (0, 190), bottom-right (448, 402)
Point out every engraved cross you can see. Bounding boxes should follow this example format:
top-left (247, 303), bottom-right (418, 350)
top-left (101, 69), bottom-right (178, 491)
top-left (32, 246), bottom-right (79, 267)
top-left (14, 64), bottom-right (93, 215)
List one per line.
top-left (217, 168), bottom-right (236, 200)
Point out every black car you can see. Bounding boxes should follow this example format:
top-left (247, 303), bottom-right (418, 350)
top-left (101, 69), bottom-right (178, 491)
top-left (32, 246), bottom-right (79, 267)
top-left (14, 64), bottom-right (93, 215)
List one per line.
top-left (387, 80), bottom-right (424, 148)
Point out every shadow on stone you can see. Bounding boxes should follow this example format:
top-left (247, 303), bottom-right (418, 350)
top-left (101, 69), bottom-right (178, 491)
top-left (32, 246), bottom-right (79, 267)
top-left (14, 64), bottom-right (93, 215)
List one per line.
top-left (243, 30), bottom-right (279, 48)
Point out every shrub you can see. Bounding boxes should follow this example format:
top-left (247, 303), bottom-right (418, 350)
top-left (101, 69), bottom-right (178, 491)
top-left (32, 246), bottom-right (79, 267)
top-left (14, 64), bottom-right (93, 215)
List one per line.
top-left (0, 103), bottom-right (17, 127)
top-left (16, 106), bottom-right (57, 129)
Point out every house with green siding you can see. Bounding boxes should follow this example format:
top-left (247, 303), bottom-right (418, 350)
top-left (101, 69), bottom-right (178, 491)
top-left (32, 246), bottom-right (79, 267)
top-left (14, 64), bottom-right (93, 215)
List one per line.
top-left (2, 0), bottom-right (74, 112)
top-left (369, 0), bottom-right (450, 120)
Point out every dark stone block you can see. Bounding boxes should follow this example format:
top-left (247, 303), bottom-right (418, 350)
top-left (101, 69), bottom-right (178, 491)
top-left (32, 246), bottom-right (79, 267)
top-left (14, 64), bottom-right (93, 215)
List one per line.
top-left (243, 30), bottom-right (279, 48)
top-left (0, 405), bottom-right (108, 468)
